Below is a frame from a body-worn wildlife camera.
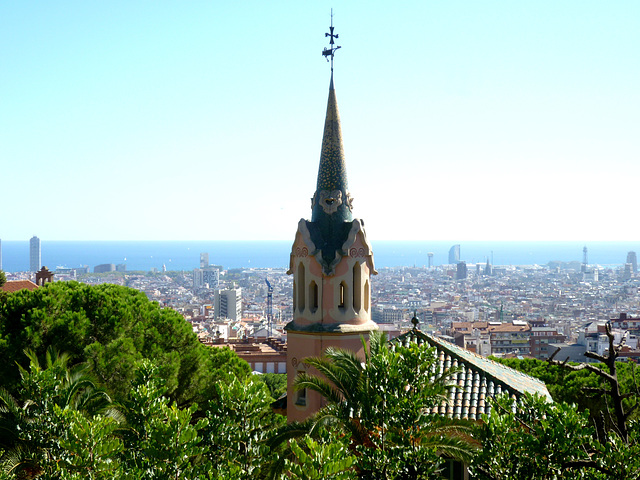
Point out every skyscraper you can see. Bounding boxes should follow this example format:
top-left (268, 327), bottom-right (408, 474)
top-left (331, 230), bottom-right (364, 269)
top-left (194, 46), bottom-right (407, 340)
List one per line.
top-left (193, 267), bottom-right (220, 289)
top-left (286, 25), bottom-right (377, 421)
top-left (29, 236), bottom-right (41, 272)
top-left (627, 252), bottom-right (637, 275)
top-left (200, 252), bottom-right (209, 269)
top-left (448, 244), bottom-right (460, 264)
top-left (456, 261), bottom-right (468, 280)
top-left (214, 287), bottom-right (242, 321)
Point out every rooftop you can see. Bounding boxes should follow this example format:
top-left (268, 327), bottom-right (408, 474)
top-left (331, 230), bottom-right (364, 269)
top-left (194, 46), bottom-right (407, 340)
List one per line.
top-left (394, 328), bottom-right (552, 420)
top-left (1, 280), bottom-right (38, 293)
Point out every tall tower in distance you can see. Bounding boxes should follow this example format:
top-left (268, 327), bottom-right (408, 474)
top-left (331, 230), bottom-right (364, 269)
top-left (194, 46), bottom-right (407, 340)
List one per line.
top-left (30, 236), bottom-right (41, 272)
top-left (581, 246), bottom-right (588, 273)
top-left (286, 17), bottom-right (377, 422)
top-left (627, 251), bottom-right (637, 275)
top-left (427, 252), bottom-right (434, 269)
top-left (448, 244), bottom-right (460, 264)
top-left (200, 252), bottom-right (209, 269)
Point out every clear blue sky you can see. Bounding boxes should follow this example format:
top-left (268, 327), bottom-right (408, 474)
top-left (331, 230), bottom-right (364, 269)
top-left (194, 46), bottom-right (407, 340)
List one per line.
top-left (1, 1), bottom-right (638, 241)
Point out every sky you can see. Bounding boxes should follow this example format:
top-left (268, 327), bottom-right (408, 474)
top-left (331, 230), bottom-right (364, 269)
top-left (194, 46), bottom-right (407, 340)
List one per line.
top-left (1, 1), bottom-right (639, 242)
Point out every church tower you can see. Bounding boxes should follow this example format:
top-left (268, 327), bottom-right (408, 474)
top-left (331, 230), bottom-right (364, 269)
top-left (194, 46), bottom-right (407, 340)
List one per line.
top-left (286, 19), bottom-right (378, 422)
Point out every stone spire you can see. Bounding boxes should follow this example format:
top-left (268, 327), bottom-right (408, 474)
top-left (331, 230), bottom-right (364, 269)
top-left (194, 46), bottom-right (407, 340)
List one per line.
top-left (286, 14), bottom-right (377, 422)
top-left (307, 77), bottom-right (355, 274)
top-left (311, 77), bottom-right (353, 224)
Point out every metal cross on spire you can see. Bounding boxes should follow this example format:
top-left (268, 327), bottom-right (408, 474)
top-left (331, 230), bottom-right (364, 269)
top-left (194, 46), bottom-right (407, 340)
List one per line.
top-left (322, 9), bottom-right (341, 74)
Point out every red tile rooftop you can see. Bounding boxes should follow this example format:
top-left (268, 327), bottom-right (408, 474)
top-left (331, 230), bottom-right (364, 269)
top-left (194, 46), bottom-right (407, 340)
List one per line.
top-left (1, 280), bottom-right (38, 293)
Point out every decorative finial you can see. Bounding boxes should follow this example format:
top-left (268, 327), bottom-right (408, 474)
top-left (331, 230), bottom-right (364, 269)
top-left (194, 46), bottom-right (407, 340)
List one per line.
top-left (411, 311), bottom-right (419, 330)
top-left (322, 9), bottom-right (341, 75)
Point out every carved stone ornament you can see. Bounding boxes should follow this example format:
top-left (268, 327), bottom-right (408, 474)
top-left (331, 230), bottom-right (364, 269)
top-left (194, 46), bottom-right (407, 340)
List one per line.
top-left (345, 191), bottom-right (354, 211)
top-left (318, 189), bottom-right (343, 214)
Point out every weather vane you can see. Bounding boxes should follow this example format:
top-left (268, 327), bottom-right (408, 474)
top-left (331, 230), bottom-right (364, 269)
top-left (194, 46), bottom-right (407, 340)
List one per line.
top-left (322, 9), bottom-right (341, 74)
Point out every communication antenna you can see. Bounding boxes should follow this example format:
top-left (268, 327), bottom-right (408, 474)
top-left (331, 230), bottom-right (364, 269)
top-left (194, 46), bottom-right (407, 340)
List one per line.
top-left (265, 278), bottom-right (273, 338)
top-left (322, 9), bottom-right (341, 75)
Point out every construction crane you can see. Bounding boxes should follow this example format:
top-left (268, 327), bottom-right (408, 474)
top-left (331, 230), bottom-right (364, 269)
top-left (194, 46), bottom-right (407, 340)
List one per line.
top-left (265, 279), bottom-right (273, 338)
top-left (482, 301), bottom-right (513, 323)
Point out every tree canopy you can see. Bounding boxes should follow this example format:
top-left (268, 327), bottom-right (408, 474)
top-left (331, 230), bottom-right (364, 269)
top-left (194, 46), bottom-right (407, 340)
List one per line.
top-left (271, 331), bottom-right (478, 479)
top-left (0, 281), bottom-right (249, 406)
top-left (6, 280), bottom-right (640, 478)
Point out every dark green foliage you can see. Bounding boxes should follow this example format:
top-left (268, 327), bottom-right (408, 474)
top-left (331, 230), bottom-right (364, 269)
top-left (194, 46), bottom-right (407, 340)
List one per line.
top-left (471, 394), bottom-right (602, 479)
top-left (284, 436), bottom-right (356, 479)
top-left (0, 271), bottom-right (6, 288)
top-left (273, 331), bottom-right (478, 479)
top-left (491, 356), bottom-right (601, 404)
top-left (203, 376), bottom-right (285, 479)
top-left (493, 356), bottom-right (640, 436)
top-left (119, 361), bottom-right (211, 479)
top-left (0, 282), bottom-right (250, 406)
top-left (257, 373), bottom-right (287, 400)
top-left (471, 393), bottom-right (640, 479)
top-left (0, 348), bottom-right (118, 479)
top-left (1, 355), bottom-right (278, 479)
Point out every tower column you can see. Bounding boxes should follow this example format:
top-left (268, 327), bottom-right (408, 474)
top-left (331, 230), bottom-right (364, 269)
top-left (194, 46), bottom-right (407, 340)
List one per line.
top-left (285, 21), bottom-right (377, 421)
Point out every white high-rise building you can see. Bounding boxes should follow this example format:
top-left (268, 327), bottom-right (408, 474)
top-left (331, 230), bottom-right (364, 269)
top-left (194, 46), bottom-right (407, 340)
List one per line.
top-left (193, 268), bottom-right (204, 288)
top-left (30, 236), bottom-right (41, 272)
top-left (203, 268), bottom-right (219, 289)
top-left (214, 287), bottom-right (242, 321)
top-left (193, 267), bottom-right (219, 289)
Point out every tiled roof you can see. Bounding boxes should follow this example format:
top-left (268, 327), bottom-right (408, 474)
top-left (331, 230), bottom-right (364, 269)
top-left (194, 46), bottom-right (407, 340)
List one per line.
top-left (1, 280), bottom-right (38, 292)
top-left (488, 323), bottom-right (529, 333)
top-left (393, 329), bottom-right (552, 420)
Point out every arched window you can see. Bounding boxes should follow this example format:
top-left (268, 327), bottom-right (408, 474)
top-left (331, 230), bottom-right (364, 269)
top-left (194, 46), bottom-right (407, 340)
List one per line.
top-left (297, 262), bottom-right (306, 311)
top-left (292, 280), bottom-right (297, 310)
top-left (309, 281), bottom-right (319, 312)
top-left (364, 280), bottom-right (370, 313)
top-left (295, 367), bottom-right (307, 406)
top-left (353, 262), bottom-right (362, 312)
top-left (338, 281), bottom-right (348, 310)
top-left (295, 387), bottom-right (307, 406)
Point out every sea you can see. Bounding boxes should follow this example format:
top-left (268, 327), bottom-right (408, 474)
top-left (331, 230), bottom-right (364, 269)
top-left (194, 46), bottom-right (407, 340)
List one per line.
top-left (1, 240), bottom-right (638, 273)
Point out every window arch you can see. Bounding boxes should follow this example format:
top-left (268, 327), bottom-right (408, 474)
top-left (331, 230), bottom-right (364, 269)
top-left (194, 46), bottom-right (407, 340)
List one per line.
top-left (338, 281), bottom-right (348, 310)
top-left (297, 262), bottom-right (306, 312)
top-left (292, 280), bottom-right (297, 310)
top-left (309, 281), bottom-right (319, 312)
top-left (353, 262), bottom-right (362, 312)
top-left (295, 367), bottom-right (307, 406)
top-left (364, 280), bottom-right (370, 313)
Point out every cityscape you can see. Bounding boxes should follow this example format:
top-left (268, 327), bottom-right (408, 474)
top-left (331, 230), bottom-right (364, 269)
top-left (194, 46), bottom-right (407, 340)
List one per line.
top-left (2, 2), bottom-right (640, 477)
top-left (4, 235), bottom-right (640, 374)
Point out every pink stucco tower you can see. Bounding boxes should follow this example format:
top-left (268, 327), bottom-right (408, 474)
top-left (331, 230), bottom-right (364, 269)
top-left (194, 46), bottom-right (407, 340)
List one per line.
top-left (286, 71), bottom-right (378, 422)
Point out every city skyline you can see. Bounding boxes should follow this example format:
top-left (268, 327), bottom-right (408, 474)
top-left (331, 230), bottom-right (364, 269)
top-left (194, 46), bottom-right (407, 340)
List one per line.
top-left (2, 2), bottom-right (639, 242)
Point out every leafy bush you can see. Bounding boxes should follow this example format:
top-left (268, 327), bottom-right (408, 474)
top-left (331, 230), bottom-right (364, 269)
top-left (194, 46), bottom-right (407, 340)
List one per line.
top-left (0, 281), bottom-right (249, 406)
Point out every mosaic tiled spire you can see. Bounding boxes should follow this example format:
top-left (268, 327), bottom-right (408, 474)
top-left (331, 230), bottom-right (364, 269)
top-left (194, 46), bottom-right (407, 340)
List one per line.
top-left (306, 75), bottom-right (356, 273)
top-left (311, 76), bottom-right (353, 224)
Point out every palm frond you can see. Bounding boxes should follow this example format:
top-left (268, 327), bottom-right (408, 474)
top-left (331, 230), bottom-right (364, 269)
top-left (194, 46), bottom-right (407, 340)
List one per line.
top-left (265, 417), bottom-right (320, 449)
top-left (0, 443), bottom-right (42, 477)
top-left (294, 373), bottom-right (343, 406)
